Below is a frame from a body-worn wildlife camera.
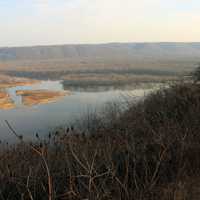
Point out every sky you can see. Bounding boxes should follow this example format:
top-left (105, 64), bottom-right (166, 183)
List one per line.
top-left (0, 0), bottom-right (200, 47)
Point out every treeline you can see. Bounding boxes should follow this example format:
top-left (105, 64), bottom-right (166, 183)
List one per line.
top-left (2, 68), bottom-right (178, 80)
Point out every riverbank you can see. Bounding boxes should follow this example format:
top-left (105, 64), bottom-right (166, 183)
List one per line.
top-left (0, 74), bottom-right (39, 89)
top-left (1, 81), bottom-right (200, 199)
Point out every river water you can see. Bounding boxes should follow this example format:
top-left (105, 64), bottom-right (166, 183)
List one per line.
top-left (0, 80), bottom-right (159, 141)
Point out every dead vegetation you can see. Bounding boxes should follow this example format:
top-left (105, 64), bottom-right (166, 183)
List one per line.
top-left (16, 90), bottom-right (69, 106)
top-left (1, 81), bottom-right (200, 199)
top-left (0, 74), bottom-right (39, 89)
top-left (0, 91), bottom-right (15, 109)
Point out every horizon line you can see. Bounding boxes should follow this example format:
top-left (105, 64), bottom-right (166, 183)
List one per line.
top-left (1, 41), bottom-right (200, 49)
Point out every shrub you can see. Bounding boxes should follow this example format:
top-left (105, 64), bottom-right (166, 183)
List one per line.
top-left (193, 63), bottom-right (200, 82)
top-left (1, 82), bottom-right (200, 199)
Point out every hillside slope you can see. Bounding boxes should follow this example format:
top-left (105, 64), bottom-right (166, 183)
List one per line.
top-left (0, 43), bottom-right (200, 61)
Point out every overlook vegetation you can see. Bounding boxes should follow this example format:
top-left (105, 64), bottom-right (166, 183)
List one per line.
top-left (193, 64), bottom-right (200, 82)
top-left (1, 73), bottom-right (200, 199)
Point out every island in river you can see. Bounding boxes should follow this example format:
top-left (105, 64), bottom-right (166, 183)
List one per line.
top-left (0, 91), bottom-right (15, 109)
top-left (0, 75), bottom-right (69, 109)
top-left (16, 90), bottom-right (69, 106)
top-left (0, 74), bottom-right (39, 89)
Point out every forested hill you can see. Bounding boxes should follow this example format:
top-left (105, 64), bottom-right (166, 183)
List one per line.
top-left (1, 43), bottom-right (200, 61)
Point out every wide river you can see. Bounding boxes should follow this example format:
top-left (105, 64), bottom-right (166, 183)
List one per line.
top-left (0, 80), bottom-right (159, 141)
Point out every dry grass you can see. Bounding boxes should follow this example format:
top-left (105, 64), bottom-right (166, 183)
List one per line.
top-left (16, 90), bottom-right (69, 106)
top-left (0, 91), bottom-right (15, 110)
top-left (1, 82), bottom-right (200, 199)
top-left (0, 74), bottom-right (39, 89)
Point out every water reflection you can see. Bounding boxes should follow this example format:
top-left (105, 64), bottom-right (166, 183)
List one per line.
top-left (0, 80), bottom-right (160, 141)
top-left (62, 81), bottom-right (161, 92)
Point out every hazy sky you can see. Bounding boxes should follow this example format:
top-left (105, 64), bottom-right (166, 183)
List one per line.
top-left (0, 0), bottom-right (200, 47)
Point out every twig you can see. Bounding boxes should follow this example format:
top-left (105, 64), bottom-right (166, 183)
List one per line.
top-left (5, 120), bottom-right (53, 200)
